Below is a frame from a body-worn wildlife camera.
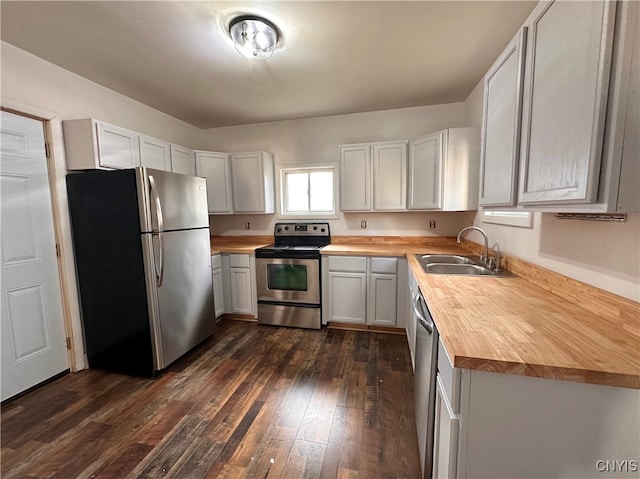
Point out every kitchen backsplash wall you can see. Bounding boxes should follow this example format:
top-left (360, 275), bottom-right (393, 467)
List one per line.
top-left (209, 211), bottom-right (476, 237)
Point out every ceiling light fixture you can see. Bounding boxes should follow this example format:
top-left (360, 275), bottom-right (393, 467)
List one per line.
top-left (229, 15), bottom-right (280, 60)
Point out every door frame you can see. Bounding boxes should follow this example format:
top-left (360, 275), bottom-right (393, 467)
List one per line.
top-left (2, 100), bottom-right (86, 371)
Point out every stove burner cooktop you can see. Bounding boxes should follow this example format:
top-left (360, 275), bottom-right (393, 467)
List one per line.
top-left (255, 222), bottom-right (330, 258)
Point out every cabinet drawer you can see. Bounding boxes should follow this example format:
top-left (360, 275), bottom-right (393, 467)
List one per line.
top-left (211, 254), bottom-right (222, 270)
top-left (327, 256), bottom-right (367, 273)
top-left (229, 254), bottom-right (250, 268)
top-left (370, 257), bottom-right (398, 274)
top-left (438, 338), bottom-right (461, 414)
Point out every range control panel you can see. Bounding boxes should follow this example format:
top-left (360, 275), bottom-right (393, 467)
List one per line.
top-left (274, 222), bottom-right (330, 237)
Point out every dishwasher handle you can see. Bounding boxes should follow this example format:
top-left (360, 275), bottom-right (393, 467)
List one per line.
top-left (412, 293), bottom-right (433, 334)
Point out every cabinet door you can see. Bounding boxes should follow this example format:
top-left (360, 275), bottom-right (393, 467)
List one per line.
top-left (212, 268), bottom-right (224, 319)
top-left (231, 152), bottom-right (265, 213)
top-left (368, 273), bottom-right (397, 326)
top-left (408, 131), bottom-right (444, 209)
top-left (479, 30), bottom-right (526, 207)
top-left (327, 272), bottom-right (367, 324)
top-left (518, 1), bottom-right (616, 205)
top-left (139, 135), bottom-right (171, 171)
top-left (433, 375), bottom-right (460, 479)
top-left (372, 141), bottom-right (407, 211)
top-left (96, 122), bottom-right (140, 169)
top-left (195, 151), bottom-right (233, 214)
top-left (170, 145), bottom-right (195, 176)
top-left (340, 144), bottom-right (371, 211)
top-left (230, 267), bottom-right (253, 315)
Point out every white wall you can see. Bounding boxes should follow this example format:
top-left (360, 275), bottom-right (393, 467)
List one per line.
top-left (464, 78), bottom-right (640, 302)
top-left (1, 42), bottom-right (201, 147)
top-left (203, 103), bottom-right (477, 237)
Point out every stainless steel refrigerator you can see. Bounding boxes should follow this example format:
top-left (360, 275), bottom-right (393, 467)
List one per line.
top-left (67, 167), bottom-right (214, 376)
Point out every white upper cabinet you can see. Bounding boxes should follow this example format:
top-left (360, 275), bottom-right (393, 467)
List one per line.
top-left (340, 140), bottom-right (407, 212)
top-left (64, 118), bottom-right (192, 175)
top-left (195, 151), bottom-right (233, 214)
top-left (479, 0), bottom-right (638, 213)
top-left (230, 151), bottom-right (275, 214)
top-left (601, 0), bottom-right (639, 213)
top-left (195, 150), bottom-right (275, 214)
top-left (479, 30), bottom-right (526, 207)
top-left (64, 119), bottom-right (141, 170)
top-left (340, 144), bottom-right (372, 211)
top-left (613, 9), bottom-right (639, 213)
top-left (409, 128), bottom-right (480, 211)
top-left (408, 131), bottom-right (443, 210)
top-left (518, 0), bottom-right (616, 205)
top-left (170, 144), bottom-right (195, 176)
top-left (139, 135), bottom-right (171, 171)
top-left (373, 141), bottom-right (407, 211)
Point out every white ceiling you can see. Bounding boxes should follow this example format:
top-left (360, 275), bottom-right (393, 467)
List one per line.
top-left (1, 1), bottom-right (537, 129)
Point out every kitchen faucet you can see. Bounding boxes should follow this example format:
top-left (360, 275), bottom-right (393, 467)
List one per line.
top-left (456, 226), bottom-right (489, 264)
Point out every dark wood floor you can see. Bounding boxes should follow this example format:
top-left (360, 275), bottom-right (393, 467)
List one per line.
top-left (1, 319), bottom-right (421, 479)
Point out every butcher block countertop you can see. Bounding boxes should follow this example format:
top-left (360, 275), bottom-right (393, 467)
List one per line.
top-left (212, 235), bottom-right (640, 389)
top-left (210, 235), bottom-right (272, 254)
top-left (407, 255), bottom-right (640, 390)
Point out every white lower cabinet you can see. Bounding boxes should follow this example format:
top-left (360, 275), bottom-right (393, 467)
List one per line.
top-left (325, 256), bottom-right (368, 324)
top-left (435, 338), bottom-right (640, 478)
top-left (230, 268), bottom-right (253, 315)
top-left (433, 374), bottom-right (460, 479)
top-left (368, 257), bottom-right (399, 327)
top-left (221, 253), bottom-right (257, 317)
top-left (327, 271), bottom-right (367, 324)
top-left (211, 254), bottom-right (224, 319)
top-left (323, 256), bottom-right (407, 327)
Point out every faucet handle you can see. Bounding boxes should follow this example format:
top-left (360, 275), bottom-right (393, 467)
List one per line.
top-left (492, 246), bottom-right (502, 272)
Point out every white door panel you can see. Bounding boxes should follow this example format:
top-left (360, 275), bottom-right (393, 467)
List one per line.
top-left (1, 111), bottom-right (69, 401)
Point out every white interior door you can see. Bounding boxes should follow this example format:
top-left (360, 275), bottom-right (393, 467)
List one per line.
top-left (1, 110), bottom-right (69, 401)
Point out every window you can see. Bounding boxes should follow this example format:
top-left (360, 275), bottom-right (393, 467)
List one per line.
top-left (280, 166), bottom-right (336, 217)
top-left (480, 209), bottom-right (534, 228)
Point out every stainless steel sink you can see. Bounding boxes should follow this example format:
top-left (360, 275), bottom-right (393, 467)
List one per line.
top-left (418, 254), bottom-right (475, 264)
top-left (425, 263), bottom-right (496, 275)
top-left (414, 254), bottom-right (514, 277)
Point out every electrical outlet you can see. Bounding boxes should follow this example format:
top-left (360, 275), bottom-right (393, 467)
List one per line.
top-left (245, 221), bottom-right (251, 229)
top-left (429, 221), bottom-right (436, 229)
top-left (361, 220), bottom-right (367, 229)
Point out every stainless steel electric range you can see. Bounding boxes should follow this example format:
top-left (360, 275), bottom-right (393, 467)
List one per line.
top-left (254, 222), bottom-right (330, 329)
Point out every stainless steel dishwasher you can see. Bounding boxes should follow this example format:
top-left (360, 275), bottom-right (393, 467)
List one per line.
top-left (412, 289), bottom-right (439, 479)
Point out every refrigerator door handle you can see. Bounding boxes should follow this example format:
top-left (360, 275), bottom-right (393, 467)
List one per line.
top-left (148, 175), bottom-right (165, 287)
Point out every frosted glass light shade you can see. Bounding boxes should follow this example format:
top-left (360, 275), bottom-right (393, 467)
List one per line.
top-left (229, 16), bottom-right (279, 60)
